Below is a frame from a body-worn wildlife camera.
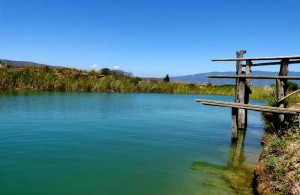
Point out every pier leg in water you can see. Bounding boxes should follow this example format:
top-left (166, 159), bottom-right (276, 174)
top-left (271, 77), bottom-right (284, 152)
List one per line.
top-left (235, 50), bottom-right (247, 130)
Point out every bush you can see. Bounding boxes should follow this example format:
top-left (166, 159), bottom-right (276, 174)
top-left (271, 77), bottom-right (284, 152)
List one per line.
top-left (287, 81), bottom-right (298, 91)
top-left (163, 74), bottom-right (170, 82)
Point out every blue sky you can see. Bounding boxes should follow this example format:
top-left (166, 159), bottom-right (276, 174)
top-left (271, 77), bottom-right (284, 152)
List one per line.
top-left (1, 0), bottom-right (300, 77)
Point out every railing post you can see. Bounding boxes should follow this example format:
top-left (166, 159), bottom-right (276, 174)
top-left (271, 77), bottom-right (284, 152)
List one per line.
top-left (277, 59), bottom-right (289, 122)
top-left (235, 50), bottom-right (247, 130)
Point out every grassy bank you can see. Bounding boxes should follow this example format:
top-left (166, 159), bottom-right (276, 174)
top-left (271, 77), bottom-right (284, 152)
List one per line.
top-left (0, 65), bottom-right (292, 101)
top-left (0, 65), bottom-right (236, 94)
top-left (254, 105), bottom-right (300, 194)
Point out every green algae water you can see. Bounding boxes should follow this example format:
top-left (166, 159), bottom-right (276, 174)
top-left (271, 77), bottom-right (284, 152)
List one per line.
top-left (0, 93), bottom-right (264, 195)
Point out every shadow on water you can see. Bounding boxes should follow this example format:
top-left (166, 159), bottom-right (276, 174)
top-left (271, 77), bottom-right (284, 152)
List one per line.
top-left (191, 131), bottom-right (255, 194)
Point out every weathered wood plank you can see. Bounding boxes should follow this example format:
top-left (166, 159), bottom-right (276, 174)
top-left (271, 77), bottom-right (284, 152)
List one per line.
top-left (201, 102), bottom-right (298, 114)
top-left (242, 60), bottom-right (300, 67)
top-left (278, 88), bottom-right (300, 102)
top-left (196, 99), bottom-right (300, 112)
top-left (207, 75), bottom-right (300, 80)
top-left (195, 99), bottom-right (300, 114)
top-left (212, 55), bottom-right (300, 62)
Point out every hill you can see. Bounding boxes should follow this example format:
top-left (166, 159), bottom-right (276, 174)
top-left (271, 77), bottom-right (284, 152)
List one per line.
top-left (171, 71), bottom-right (300, 86)
top-left (0, 59), bottom-right (59, 69)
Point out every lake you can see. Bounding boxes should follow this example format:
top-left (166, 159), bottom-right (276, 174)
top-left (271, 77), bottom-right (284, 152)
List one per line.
top-left (0, 92), bottom-right (264, 194)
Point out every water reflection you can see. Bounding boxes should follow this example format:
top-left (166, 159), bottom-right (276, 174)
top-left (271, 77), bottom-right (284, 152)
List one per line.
top-left (191, 131), bottom-right (255, 194)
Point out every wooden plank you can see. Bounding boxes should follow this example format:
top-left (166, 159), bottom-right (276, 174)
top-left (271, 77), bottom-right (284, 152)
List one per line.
top-left (243, 61), bottom-right (281, 67)
top-left (212, 55), bottom-right (300, 62)
top-left (207, 75), bottom-right (300, 80)
top-left (242, 60), bottom-right (300, 67)
top-left (196, 99), bottom-right (300, 112)
top-left (278, 88), bottom-right (300, 102)
top-left (201, 102), bottom-right (297, 114)
top-left (289, 60), bottom-right (300, 64)
top-left (195, 99), bottom-right (300, 114)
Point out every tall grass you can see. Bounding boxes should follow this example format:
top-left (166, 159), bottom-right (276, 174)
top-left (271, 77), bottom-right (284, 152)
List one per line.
top-left (1, 66), bottom-right (299, 101)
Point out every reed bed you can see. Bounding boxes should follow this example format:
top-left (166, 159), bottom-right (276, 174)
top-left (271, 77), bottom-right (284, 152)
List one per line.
top-left (1, 66), bottom-right (299, 102)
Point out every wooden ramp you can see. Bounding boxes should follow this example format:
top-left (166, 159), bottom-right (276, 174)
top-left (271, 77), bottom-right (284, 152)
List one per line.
top-left (196, 99), bottom-right (300, 115)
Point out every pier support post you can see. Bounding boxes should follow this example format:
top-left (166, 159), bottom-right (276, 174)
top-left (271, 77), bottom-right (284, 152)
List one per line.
top-left (244, 60), bottom-right (252, 128)
top-left (277, 59), bottom-right (289, 122)
top-left (235, 50), bottom-right (247, 130)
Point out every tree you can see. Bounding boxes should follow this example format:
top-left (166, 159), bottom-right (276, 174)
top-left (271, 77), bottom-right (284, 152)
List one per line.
top-left (100, 68), bottom-right (111, 75)
top-left (163, 74), bottom-right (170, 82)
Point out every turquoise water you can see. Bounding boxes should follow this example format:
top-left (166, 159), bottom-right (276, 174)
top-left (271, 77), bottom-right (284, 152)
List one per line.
top-left (0, 93), bottom-right (264, 195)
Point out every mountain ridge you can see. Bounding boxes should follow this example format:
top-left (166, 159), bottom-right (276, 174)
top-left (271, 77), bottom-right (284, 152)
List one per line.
top-left (171, 71), bottom-right (300, 86)
top-left (0, 59), bottom-right (59, 69)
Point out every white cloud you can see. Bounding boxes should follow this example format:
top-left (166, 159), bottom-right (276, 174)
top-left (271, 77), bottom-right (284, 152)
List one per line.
top-left (91, 64), bottom-right (99, 69)
top-left (113, 65), bottom-right (119, 70)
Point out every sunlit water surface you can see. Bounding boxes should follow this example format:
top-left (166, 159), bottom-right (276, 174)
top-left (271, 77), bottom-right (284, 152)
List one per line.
top-left (0, 92), bottom-right (264, 194)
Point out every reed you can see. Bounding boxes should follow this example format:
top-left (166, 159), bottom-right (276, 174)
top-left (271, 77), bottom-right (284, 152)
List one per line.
top-left (1, 66), bottom-right (299, 101)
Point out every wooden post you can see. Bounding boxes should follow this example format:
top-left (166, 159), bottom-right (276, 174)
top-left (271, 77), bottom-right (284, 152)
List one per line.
top-left (277, 59), bottom-right (289, 122)
top-left (235, 50), bottom-right (247, 130)
top-left (244, 60), bottom-right (252, 129)
top-left (245, 60), bottom-right (252, 104)
top-left (231, 107), bottom-right (238, 141)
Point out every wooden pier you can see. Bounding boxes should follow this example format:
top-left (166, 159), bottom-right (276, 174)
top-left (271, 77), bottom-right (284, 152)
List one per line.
top-left (196, 51), bottom-right (300, 141)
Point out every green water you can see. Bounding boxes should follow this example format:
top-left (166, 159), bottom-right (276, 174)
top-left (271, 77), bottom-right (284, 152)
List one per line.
top-left (0, 92), bottom-right (264, 194)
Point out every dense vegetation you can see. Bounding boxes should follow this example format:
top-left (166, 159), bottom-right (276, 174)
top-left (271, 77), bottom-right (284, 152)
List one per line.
top-left (0, 66), bottom-right (300, 103)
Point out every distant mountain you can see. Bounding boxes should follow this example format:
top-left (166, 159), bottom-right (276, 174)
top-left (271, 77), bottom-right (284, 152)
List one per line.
top-left (0, 59), bottom-right (59, 69)
top-left (171, 71), bottom-right (300, 86)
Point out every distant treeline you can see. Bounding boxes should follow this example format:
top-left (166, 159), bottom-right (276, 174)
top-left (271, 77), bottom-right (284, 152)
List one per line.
top-left (0, 65), bottom-right (298, 101)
